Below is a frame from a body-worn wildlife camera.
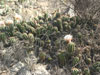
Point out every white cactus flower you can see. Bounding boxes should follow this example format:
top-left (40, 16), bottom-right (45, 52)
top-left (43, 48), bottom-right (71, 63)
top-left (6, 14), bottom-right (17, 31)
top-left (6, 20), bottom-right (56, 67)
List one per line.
top-left (5, 19), bottom-right (13, 25)
top-left (0, 21), bottom-right (5, 27)
top-left (14, 13), bottom-right (22, 22)
top-left (64, 34), bottom-right (73, 43)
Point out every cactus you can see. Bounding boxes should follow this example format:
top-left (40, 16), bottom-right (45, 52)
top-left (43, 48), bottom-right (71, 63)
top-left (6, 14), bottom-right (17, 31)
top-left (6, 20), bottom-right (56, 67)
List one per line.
top-left (45, 39), bottom-right (51, 49)
top-left (16, 24), bottom-right (26, 33)
top-left (39, 52), bottom-right (46, 62)
top-left (91, 62), bottom-right (100, 72)
top-left (46, 40), bottom-right (51, 44)
top-left (5, 24), bottom-right (14, 36)
top-left (57, 19), bottom-right (63, 31)
top-left (62, 16), bottom-right (70, 22)
top-left (62, 22), bottom-right (69, 31)
top-left (39, 20), bottom-right (44, 24)
top-left (53, 19), bottom-right (63, 31)
top-left (15, 31), bottom-right (23, 40)
top-left (55, 12), bottom-right (61, 19)
top-left (85, 58), bottom-right (92, 65)
top-left (72, 56), bottom-right (80, 66)
top-left (70, 21), bottom-right (76, 28)
top-left (77, 32), bottom-right (82, 39)
top-left (8, 37), bottom-right (16, 45)
top-left (36, 26), bottom-right (46, 36)
top-left (46, 26), bottom-right (55, 35)
top-left (25, 24), bottom-right (36, 34)
top-left (67, 42), bottom-right (75, 55)
top-left (22, 33), bottom-right (28, 40)
top-left (0, 27), bottom-right (5, 32)
top-left (83, 68), bottom-right (90, 75)
top-left (34, 38), bottom-right (41, 46)
top-left (71, 68), bottom-right (80, 75)
top-left (75, 16), bottom-right (80, 24)
top-left (43, 13), bottom-right (48, 22)
top-left (0, 32), bottom-right (6, 43)
top-left (40, 40), bottom-right (44, 47)
top-left (47, 56), bottom-right (52, 61)
top-left (57, 51), bottom-right (66, 67)
top-left (52, 26), bottom-right (58, 33)
top-left (27, 22), bottom-right (36, 28)
top-left (28, 33), bottom-right (34, 43)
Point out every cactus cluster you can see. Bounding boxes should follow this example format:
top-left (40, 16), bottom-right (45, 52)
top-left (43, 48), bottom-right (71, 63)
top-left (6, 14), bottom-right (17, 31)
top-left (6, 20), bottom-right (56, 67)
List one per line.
top-left (0, 12), bottom-right (99, 74)
top-left (91, 62), bottom-right (100, 73)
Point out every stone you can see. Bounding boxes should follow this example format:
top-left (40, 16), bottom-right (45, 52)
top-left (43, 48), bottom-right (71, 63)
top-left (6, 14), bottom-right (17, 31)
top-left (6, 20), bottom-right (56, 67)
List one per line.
top-left (16, 67), bottom-right (32, 75)
top-left (32, 64), bottom-right (50, 75)
top-left (10, 62), bottom-right (25, 75)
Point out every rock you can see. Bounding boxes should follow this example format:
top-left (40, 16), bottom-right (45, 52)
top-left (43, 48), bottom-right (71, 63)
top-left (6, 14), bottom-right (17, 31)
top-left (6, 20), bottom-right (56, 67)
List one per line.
top-left (0, 64), bottom-right (10, 75)
top-left (50, 67), bottom-right (68, 75)
top-left (16, 67), bottom-right (32, 75)
top-left (32, 64), bottom-right (50, 75)
top-left (10, 62), bottom-right (25, 75)
top-left (0, 0), bottom-right (75, 21)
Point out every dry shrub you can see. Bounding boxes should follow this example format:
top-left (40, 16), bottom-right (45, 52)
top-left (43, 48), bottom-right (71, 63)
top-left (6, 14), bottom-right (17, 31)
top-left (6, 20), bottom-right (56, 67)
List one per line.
top-left (69, 0), bottom-right (100, 23)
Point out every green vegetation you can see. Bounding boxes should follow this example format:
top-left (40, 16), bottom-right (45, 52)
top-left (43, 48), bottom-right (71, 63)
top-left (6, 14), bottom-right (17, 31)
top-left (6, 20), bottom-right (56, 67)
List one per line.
top-left (0, 12), bottom-right (99, 75)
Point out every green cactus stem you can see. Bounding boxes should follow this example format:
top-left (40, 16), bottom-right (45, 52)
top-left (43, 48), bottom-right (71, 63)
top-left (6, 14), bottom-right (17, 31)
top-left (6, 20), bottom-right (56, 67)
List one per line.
top-left (28, 33), bottom-right (34, 43)
top-left (55, 12), bottom-right (61, 19)
top-left (5, 24), bottom-right (14, 36)
top-left (25, 24), bottom-right (36, 34)
top-left (54, 19), bottom-right (63, 31)
top-left (72, 56), bottom-right (80, 66)
top-left (67, 42), bottom-right (75, 55)
top-left (22, 33), bottom-right (28, 40)
top-left (16, 24), bottom-right (26, 33)
top-left (0, 32), bottom-right (6, 43)
top-left (62, 22), bottom-right (69, 31)
top-left (15, 31), bottom-right (23, 40)
top-left (85, 58), bottom-right (92, 65)
top-left (57, 51), bottom-right (66, 67)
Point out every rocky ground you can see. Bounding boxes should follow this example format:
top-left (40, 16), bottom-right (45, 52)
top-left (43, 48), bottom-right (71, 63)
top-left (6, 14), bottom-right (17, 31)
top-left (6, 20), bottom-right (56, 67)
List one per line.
top-left (0, 0), bottom-right (100, 75)
top-left (0, 0), bottom-right (74, 21)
